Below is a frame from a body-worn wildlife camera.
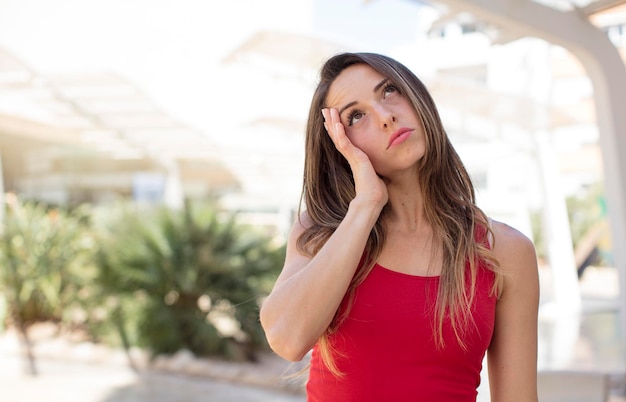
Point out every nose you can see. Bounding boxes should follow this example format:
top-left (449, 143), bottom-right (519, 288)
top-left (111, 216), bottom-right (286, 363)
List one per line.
top-left (374, 104), bottom-right (396, 129)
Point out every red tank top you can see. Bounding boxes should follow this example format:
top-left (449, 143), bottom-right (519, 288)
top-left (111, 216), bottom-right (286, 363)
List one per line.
top-left (306, 253), bottom-right (496, 401)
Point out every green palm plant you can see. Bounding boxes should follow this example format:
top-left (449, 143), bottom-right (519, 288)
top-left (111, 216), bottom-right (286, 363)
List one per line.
top-left (0, 197), bottom-right (97, 375)
top-left (94, 201), bottom-right (284, 361)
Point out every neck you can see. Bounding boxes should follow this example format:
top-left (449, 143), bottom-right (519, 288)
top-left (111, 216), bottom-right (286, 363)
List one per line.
top-left (385, 178), bottom-right (428, 233)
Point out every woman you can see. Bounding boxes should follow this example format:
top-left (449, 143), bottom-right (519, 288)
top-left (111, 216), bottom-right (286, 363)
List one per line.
top-left (260, 52), bottom-right (539, 402)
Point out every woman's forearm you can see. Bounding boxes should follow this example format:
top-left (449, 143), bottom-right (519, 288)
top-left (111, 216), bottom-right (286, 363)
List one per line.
top-left (260, 199), bottom-right (382, 361)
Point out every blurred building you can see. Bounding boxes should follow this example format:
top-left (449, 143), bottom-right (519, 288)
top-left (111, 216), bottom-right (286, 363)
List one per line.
top-left (0, 0), bottom-right (623, 244)
top-left (0, 49), bottom-right (238, 208)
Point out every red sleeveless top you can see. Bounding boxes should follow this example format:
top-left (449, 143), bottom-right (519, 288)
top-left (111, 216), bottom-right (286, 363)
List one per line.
top-left (306, 247), bottom-right (496, 401)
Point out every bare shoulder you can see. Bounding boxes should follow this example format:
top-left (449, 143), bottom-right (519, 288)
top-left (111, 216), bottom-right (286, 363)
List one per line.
top-left (283, 209), bottom-right (315, 261)
top-left (489, 219), bottom-right (539, 300)
top-left (289, 209), bottom-right (313, 239)
top-left (272, 210), bottom-right (315, 287)
top-left (491, 221), bottom-right (536, 268)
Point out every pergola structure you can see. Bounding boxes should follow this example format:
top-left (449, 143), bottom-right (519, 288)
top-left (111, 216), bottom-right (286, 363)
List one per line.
top-left (424, 0), bottom-right (626, 337)
top-left (0, 48), bottom-right (238, 207)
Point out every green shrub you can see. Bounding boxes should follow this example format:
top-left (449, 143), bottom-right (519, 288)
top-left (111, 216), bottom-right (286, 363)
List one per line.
top-left (93, 201), bottom-right (284, 361)
top-left (0, 199), bottom-right (97, 326)
top-left (0, 197), bottom-right (98, 374)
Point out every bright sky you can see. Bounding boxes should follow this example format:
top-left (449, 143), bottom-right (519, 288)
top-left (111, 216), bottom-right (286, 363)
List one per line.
top-left (0, 0), bottom-right (444, 205)
top-left (0, 0), bottom-right (434, 143)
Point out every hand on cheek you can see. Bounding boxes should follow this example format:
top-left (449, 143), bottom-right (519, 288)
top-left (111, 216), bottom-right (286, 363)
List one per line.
top-left (322, 108), bottom-right (388, 209)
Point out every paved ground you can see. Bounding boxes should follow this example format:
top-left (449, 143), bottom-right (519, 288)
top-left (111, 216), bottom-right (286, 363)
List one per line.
top-left (3, 340), bottom-right (626, 402)
top-left (2, 266), bottom-right (626, 401)
top-left (1, 354), bottom-right (306, 402)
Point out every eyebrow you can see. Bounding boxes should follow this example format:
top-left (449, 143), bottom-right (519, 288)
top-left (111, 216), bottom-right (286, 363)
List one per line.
top-left (337, 78), bottom-right (389, 117)
top-left (373, 78), bottom-right (389, 93)
top-left (338, 101), bottom-right (357, 117)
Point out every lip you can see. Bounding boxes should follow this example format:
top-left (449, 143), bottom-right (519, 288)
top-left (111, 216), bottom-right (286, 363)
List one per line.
top-left (387, 128), bottom-right (413, 149)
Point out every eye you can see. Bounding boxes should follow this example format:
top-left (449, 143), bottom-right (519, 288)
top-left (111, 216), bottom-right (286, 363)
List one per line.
top-left (383, 83), bottom-right (399, 98)
top-left (347, 110), bottom-right (365, 126)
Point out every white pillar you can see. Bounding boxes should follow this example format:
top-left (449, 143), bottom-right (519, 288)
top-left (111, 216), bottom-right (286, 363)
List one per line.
top-left (163, 160), bottom-right (184, 210)
top-left (534, 131), bottom-right (581, 312)
top-left (432, 0), bottom-right (626, 336)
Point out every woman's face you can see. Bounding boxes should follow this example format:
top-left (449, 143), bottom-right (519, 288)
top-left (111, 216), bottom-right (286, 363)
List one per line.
top-left (325, 63), bottom-right (426, 178)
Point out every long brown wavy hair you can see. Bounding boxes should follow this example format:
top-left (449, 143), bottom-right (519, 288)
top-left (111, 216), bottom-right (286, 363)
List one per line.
top-left (297, 52), bottom-right (502, 376)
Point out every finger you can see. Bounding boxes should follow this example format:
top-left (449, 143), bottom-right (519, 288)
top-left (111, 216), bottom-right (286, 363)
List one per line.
top-left (321, 108), bottom-right (329, 122)
top-left (326, 108), bottom-right (346, 145)
top-left (329, 107), bottom-right (341, 128)
top-left (333, 121), bottom-right (351, 152)
top-left (324, 109), bottom-right (364, 167)
top-left (322, 108), bottom-right (340, 145)
top-left (326, 123), bottom-right (346, 152)
top-left (321, 108), bottom-right (334, 140)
